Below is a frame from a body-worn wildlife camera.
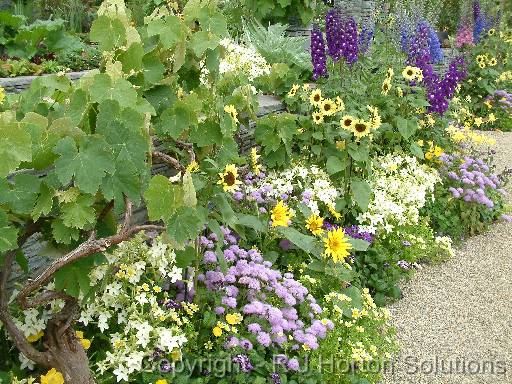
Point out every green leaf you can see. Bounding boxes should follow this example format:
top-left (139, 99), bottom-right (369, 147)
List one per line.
top-left (144, 175), bottom-right (184, 221)
top-left (89, 74), bottom-right (138, 109)
top-left (326, 155), bottom-right (348, 175)
top-left (53, 136), bottom-right (115, 195)
top-left (190, 30), bottom-right (220, 56)
top-left (410, 142), bottom-right (424, 159)
top-left (61, 194), bottom-right (96, 229)
top-left (147, 15), bottom-right (184, 49)
top-left (167, 206), bottom-right (207, 244)
top-left (347, 143), bottom-right (369, 162)
top-left (351, 179), bottom-right (371, 211)
top-left (212, 193), bottom-right (236, 226)
top-left (90, 15), bottom-right (127, 51)
top-left (182, 172), bottom-right (197, 207)
top-left (51, 219), bottom-right (80, 244)
top-left (277, 227), bottom-right (319, 256)
top-left (157, 99), bottom-right (198, 139)
top-left (236, 214), bottom-right (267, 232)
top-left (347, 237), bottom-right (370, 251)
top-left (0, 117), bottom-right (32, 177)
top-left (118, 42), bottom-right (144, 72)
top-left (175, 246), bottom-right (197, 268)
top-left (0, 209), bottom-right (18, 252)
top-left (1, 174), bottom-right (41, 215)
top-left (396, 116), bottom-right (417, 140)
top-left (32, 183), bottom-right (54, 221)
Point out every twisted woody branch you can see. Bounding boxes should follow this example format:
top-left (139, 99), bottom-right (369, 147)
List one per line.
top-left (0, 198), bottom-right (165, 383)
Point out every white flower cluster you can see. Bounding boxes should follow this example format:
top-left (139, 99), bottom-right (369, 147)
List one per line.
top-left (357, 154), bottom-right (441, 233)
top-left (79, 236), bottom-right (191, 382)
top-left (434, 236), bottom-right (455, 258)
top-left (255, 164), bottom-right (340, 215)
top-left (201, 38), bottom-right (271, 85)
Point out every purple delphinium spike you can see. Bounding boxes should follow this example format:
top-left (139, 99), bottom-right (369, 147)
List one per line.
top-left (325, 9), bottom-right (343, 61)
top-left (311, 25), bottom-right (328, 80)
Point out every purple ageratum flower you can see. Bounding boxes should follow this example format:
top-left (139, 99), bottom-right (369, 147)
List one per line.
top-left (203, 251), bottom-right (217, 264)
top-left (232, 354), bottom-right (253, 373)
top-left (402, 240), bottom-right (412, 247)
top-left (286, 358), bottom-right (300, 371)
top-left (256, 332), bottom-right (272, 347)
top-left (270, 372), bottom-right (282, 384)
top-left (311, 25), bottom-right (328, 80)
top-left (240, 339), bottom-right (253, 350)
top-left (344, 225), bottom-right (374, 243)
top-left (247, 323), bottom-right (262, 334)
top-left (397, 260), bottom-right (411, 270)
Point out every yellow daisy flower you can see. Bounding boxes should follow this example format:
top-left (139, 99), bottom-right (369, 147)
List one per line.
top-left (271, 200), bottom-right (292, 227)
top-left (226, 313), bottom-right (243, 325)
top-left (306, 214), bottom-right (324, 236)
top-left (323, 228), bottom-right (352, 263)
top-left (213, 327), bottom-right (223, 337)
top-left (218, 164), bottom-right (242, 192)
top-left (40, 368), bottom-right (64, 384)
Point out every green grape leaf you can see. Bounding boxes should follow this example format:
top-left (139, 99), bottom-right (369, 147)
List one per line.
top-left (190, 30), bottom-right (220, 57)
top-left (0, 117), bottom-right (32, 177)
top-left (144, 175), bottom-right (184, 221)
top-left (89, 74), bottom-right (138, 109)
top-left (60, 194), bottom-right (96, 229)
top-left (1, 174), bottom-right (41, 215)
top-left (119, 42), bottom-right (144, 73)
top-left (156, 99), bottom-right (198, 139)
top-left (51, 219), bottom-right (80, 245)
top-left (32, 183), bottom-right (55, 221)
top-left (90, 15), bottom-right (127, 51)
top-left (53, 136), bottom-right (115, 195)
top-left (146, 15), bottom-right (184, 49)
top-left (0, 209), bottom-right (19, 252)
top-left (167, 206), bottom-right (207, 244)
top-left (102, 148), bottom-right (142, 204)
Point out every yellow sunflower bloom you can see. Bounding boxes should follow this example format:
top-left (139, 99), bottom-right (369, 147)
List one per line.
top-left (309, 89), bottom-right (323, 106)
top-left (312, 111), bottom-right (325, 125)
top-left (352, 120), bottom-right (371, 139)
top-left (402, 66), bottom-right (417, 81)
top-left (271, 200), bottom-right (292, 227)
top-left (335, 96), bottom-right (345, 112)
top-left (341, 115), bottom-right (356, 131)
top-left (386, 67), bottom-right (394, 79)
top-left (218, 164), bottom-right (242, 192)
top-left (479, 62), bottom-right (486, 69)
top-left (287, 84), bottom-right (300, 97)
top-left (320, 98), bottom-right (337, 116)
top-left (487, 57), bottom-right (497, 66)
top-left (381, 78), bottom-right (391, 95)
top-left (488, 28), bottom-right (495, 36)
top-left (323, 228), bottom-right (352, 263)
top-left (306, 214), bottom-right (324, 236)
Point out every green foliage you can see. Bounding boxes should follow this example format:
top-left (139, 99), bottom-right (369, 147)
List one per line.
top-left (242, 21), bottom-right (311, 74)
top-left (238, 0), bottom-right (316, 26)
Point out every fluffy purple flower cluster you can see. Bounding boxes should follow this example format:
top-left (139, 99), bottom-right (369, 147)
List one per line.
top-left (440, 153), bottom-right (506, 208)
top-left (487, 90), bottom-right (512, 112)
top-left (199, 226), bottom-right (333, 369)
top-left (311, 25), bottom-right (328, 80)
top-left (343, 225), bottom-right (375, 243)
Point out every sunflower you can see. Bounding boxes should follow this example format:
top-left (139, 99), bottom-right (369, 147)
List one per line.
top-left (306, 214), bottom-right (324, 236)
top-left (476, 55), bottom-right (486, 64)
top-left (381, 78), bottom-right (391, 95)
top-left (488, 57), bottom-right (497, 66)
top-left (341, 115), bottom-right (356, 131)
top-left (323, 228), bottom-right (352, 263)
top-left (488, 28), bottom-right (495, 36)
top-left (320, 98), bottom-right (337, 116)
top-left (309, 89), bottom-right (323, 107)
top-left (396, 86), bottom-right (404, 97)
top-left (402, 66), bottom-right (417, 81)
top-left (224, 105), bottom-right (239, 123)
top-left (352, 119), bottom-right (371, 139)
top-left (312, 111), bottom-right (324, 125)
top-left (218, 164), bottom-right (242, 192)
top-left (271, 200), bottom-right (292, 227)
top-left (386, 67), bottom-right (394, 79)
top-left (335, 96), bottom-right (345, 112)
top-left (478, 61), bottom-right (486, 69)
top-left (367, 106), bottom-right (382, 130)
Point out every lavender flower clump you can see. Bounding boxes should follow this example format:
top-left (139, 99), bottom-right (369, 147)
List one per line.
top-left (232, 354), bottom-right (253, 373)
top-left (343, 225), bottom-right (374, 243)
top-left (439, 153), bottom-right (506, 209)
top-left (198, 226), bottom-right (333, 371)
top-left (487, 90), bottom-right (512, 113)
top-left (311, 25), bottom-right (328, 80)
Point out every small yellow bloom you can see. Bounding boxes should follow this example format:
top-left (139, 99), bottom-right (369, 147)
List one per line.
top-left (425, 152), bottom-right (434, 160)
top-left (335, 96), bottom-right (345, 112)
top-left (433, 146), bottom-right (443, 157)
top-left (328, 204), bottom-right (341, 220)
top-left (213, 327), bottom-right (223, 337)
top-left (0, 86), bottom-right (5, 104)
top-left (40, 368), bottom-right (64, 384)
top-left (287, 84), bottom-right (300, 97)
top-left (224, 105), bottom-right (239, 123)
top-left (153, 286), bottom-right (162, 293)
top-left (186, 161), bottom-right (199, 173)
top-left (488, 28), bottom-right (495, 36)
top-left (479, 61), bottom-right (486, 69)
top-left (381, 78), bottom-right (391, 95)
top-left (417, 140), bottom-right (424, 147)
top-left (156, 380), bottom-right (169, 384)
top-left (474, 117), bottom-right (483, 127)
top-left (356, 326), bottom-right (365, 333)
top-left (487, 57), bottom-right (497, 66)
top-left (306, 214), bottom-right (324, 236)
top-left (225, 313), bottom-right (243, 325)
top-left (386, 67), bottom-right (394, 79)
top-left (27, 331), bottom-right (44, 343)
top-left (142, 283), bottom-right (150, 292)
top-left (271, 200), bottom-right (292, 227)
top-left (336, 140), bottom-right (346, 150)
top-left (488, 113), bottom-right (497, 123)
top-left (80, 338), bottom-right (91, 350)
top-left (396, 87), bottom-right (403, 97)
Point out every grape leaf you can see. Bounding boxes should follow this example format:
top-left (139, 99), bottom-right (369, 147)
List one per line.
top-left (144, 175), bottom-right (184, 221)
top-left (32, 182), bottom-right (55, 221)
top-left (53, 136), bottom-right (115, 195)
top-left (90, 15), bottom-right (127, 51)
top-left (0, 209), bottom-right (18, 252)
top-left (51, 219), bottom-right (80, 245)
top-left (0, 117), bottom-right (32, 177)
top-left (60, 194), bottom-right (96, 229)
top-left (167, 206), bottom-right (207, 244)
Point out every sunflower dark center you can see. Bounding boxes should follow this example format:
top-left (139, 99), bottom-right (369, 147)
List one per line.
top-left (224, 172), bottom-right (235, 186)
top-left (344, 119), bottom-right (352, 126)
top-left (324, 104), bottom-right (331, 111)
top-left (355, 123), bottom-right (367, 132)
top-left (407, 70), bottom-right (413, 76)
top-left (314, 94), bottom-right (321, 102)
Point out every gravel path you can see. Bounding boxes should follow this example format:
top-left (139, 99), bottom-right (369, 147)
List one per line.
top-left (382, 131), bottom-right (512, 384)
